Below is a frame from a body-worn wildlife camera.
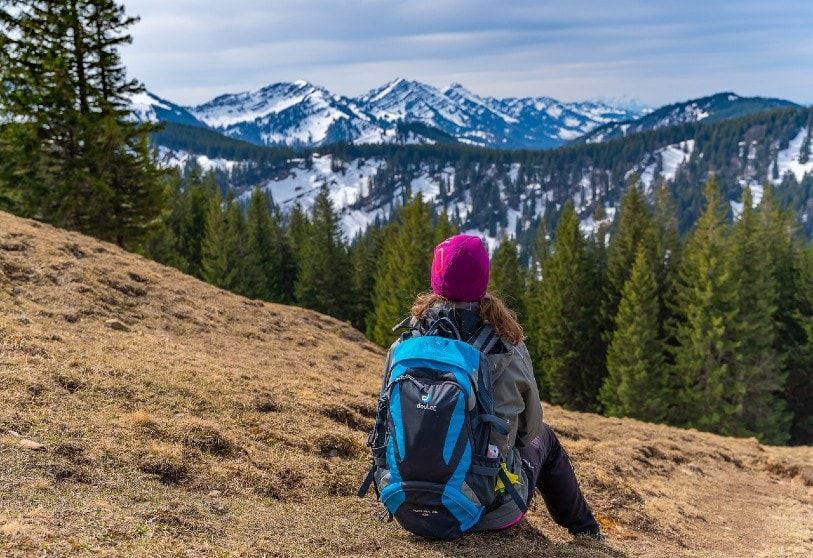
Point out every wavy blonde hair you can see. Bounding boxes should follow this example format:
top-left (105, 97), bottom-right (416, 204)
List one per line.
top-left (410, 291), bottom-right (525, 345)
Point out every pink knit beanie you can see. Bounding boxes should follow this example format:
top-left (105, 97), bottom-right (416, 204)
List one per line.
top-left (430, 234), bottom-right (490, 302)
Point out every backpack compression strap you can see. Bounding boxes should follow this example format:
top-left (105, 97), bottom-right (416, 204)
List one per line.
top-left (497, 467), bottom-right (529, 514)
top-left (357, 465), bottom-right (376, 498)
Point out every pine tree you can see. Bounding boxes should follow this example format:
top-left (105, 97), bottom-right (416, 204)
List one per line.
top-left (761, 185), bottom-right (813, 444)
top-left (242, 187), bottom-right (293, 302)
top-left (0, 1), bottom-right (82, 219)
top-left (668, 177), bottom-right (741, 433)
top-left (295, 185), bottom-right (352, 317)
top-left (222, 195), bottom-right (247, 293)
top-left (276, 204), bottom-right (298, 303)
top-left (728, 187), bottom-right (790, 443)
top-left (605, 184), bottom-right (656, 329)
top-left (0, 0), bottom-right (163, 248)
top-left (786, 245), bottom-right (813, 443)
top-left (142, 168), bottom-right (215, 277)
top-left (525, 218), bottom-right (550, 398)
top-left (585, 231), bottom-right (610, 389)
top-left (84, 0), bottom-right (164, 247)
top-left (177, 169), bottom-right (217, 278)
top-left (287, 202), bottom-right (311, 270)
top-left (490, 237), bottom-right (526, 321)
top-left (531, 204), bottom-right (604, 411)
top-left (349, 225), bottom-right (386, 332)
top-left (433, 207), bottom-right (458, 244)
top-left (799, 127), bottom-right (811, 165)
top-left (368, 195), bottom-right (434, 346)
top-left (201, 188), bottom-right (232, 288)
top-left (652, 186), bottom-right (681, 336)
top-left (142, 171), bottom-right (183, 267)
top-left (600, 246), bottom-right (666, 421)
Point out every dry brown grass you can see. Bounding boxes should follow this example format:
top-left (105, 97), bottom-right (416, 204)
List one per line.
top-left (0, 210), bottom-right (811, 558)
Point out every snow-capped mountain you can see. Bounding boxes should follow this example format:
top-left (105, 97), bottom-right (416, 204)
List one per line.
top-left (480, 93), bottom-right (644, 144)
top-left (129, 91), bottom-right (206, 128)
top-left (189, 81), bottom-right (392, 146)
top-left (579, 92), bottom-right (798, 144)
top-left (365, 80), bottom-right (645, 147)
top-left (133, 79), bottom-right (648, 149)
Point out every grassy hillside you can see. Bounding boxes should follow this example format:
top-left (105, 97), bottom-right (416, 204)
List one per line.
top-left (0, 211), bottom-right (811, 558)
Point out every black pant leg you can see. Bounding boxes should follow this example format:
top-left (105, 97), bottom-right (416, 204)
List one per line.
top-left (519, 423), bottom-right (599, 535)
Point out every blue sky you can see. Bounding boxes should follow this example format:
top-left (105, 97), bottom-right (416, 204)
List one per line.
top-left (122, 0), bottom-right (813, 107)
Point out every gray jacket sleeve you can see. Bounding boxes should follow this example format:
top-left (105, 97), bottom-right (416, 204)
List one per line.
top-left (488, 341), bottom-right (543, 456)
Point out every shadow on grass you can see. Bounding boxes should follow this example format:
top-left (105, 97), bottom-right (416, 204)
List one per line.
top-left (407, 521), bottom-right (627, 558)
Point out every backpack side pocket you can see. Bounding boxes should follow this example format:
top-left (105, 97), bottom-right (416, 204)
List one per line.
top-left (466, 453), bottom-right (501, 509)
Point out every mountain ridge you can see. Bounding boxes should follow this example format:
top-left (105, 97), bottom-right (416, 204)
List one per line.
top-left (135, 82), bottom-right (799, 153)
top-left (134, 78), bottom-right (648, 149)
top-left (578, 92), bottom-right (800, 144)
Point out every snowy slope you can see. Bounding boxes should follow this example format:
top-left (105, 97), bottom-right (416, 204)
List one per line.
top-left (129, 91), bottom-right (207, 128)
top-left (625, 140), bottom-right (695, 193)
top-left (771, 128), bottom-right (813, 184)
top-left (228, 143), bottom-right (696, 244)
top-left (156, 114), bottom-right (813, 245)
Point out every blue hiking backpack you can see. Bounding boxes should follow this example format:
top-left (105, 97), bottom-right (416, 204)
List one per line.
top-left (358, 317), bottom-right (527, 539)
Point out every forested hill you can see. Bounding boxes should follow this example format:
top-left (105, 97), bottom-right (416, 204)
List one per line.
top-left (576, 92), bottom-right (799, 144)
top-left (153, 104), bottom-right (813, 250)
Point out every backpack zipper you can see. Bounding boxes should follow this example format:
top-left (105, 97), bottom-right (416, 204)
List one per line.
top-left (391, 374), bottom-right (429, 393)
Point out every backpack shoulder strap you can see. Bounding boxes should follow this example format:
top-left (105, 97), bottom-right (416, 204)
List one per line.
top-left (424, 316), bottom-right (462, 339)
top-left (469, 324), bottom-right (499, 355)
top-left (469, 324), bottom-right (499, 414)
top-left (391, 315), bottom-right (414, 333)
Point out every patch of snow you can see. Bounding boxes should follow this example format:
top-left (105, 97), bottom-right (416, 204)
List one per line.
top-left (508, 163), bottom-right (521, 185)
top-left (748, 183), bottom-right (764, 206)
top-left (235, 154), bottom-right (387, 237)
top-left (410, 174), bottom-right (441, 201)
top-left (557, 128), bottom-right (583, 141)
top-left (730, 200), bottom-right (744, 218)
top-left (580, 206), bottom-right (616, 237)
top-left (129, 92), bottom-right (166, 122)
top-left (634, 139), bottom-right (694, 191)
top-left (197, 155), bottom-right (237, 173)
top-left (155, 147), bottom-right (237, 173)
top-left (661, 140), bottom-right (695, 181)
top-left (638, 162), bottom-right (657, 193)
top-left (771, 128), bottom-right (813, 184)
top-left (545, 105), bottom-right (563, 119)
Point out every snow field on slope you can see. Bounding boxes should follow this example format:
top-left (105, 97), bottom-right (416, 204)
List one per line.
top-left (771, 128), bottom-right (813, 184)
top-left (631, 139), bottom-right (695, 192)
top-left (156, 147), bottom-right (237, 173)
top-left (130, 92), bottom-right (169, 122)
top-left (192, 84), bottom-right (316, 129)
